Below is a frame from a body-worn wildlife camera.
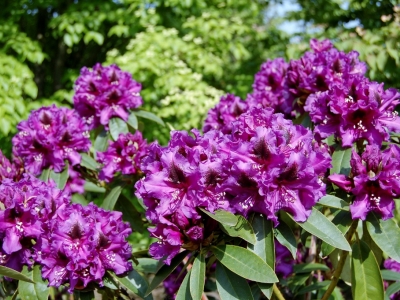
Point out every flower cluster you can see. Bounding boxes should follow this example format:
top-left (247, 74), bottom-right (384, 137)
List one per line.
top-left (247, 58), bottom-right (293, 116)
top-left (329, 144), bottom-right (400, 220)
top-left (305, 75), bottom-right (400, 146)
top-left (12, 105), bottom-right (91, 176)
top-left (97, 131), bottom-right (148, 182)
top-left (36, 203), bottom-right (132, 292)
top-left (73, 63), bottom-right (143, 129)
top-left (0, 174), bottom-right (69, 271)
top-left (203, 94), bottom-right (248, 134)
top-left (0, 174), bottom-right (132, 291)
top-left (136, 106), bottom-right (331, 263)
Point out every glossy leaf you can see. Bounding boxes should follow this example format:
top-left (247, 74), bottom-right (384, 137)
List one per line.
top-left (381, 270), bottom-right (400, 282)
top-left (248, 215), bottom-right (274, 299)
top-left (175, 270), bottom-right (192, 300)
top-left (216, 263), bottom-right (254, 300)
top-left (351, 239), bottom-right (384, 300)
top-left (199, 208), bottom-right (238, 226)
top-left (330, 146), bottom-right (352, 176)
top-left (275, 221), bottom-right (297, 259)
top-left (49, 166), bottom-right (69, 190)
top-left (114, 194), bottom-right (145, 232)
top-left (317, 195), bottom-right (349, 211)
top-left (101, 186), bottom-right (122, 210)
top-left (80, 153), bottom-right (100, 171)
top-left (0, 266), bottom-right (34, 283)
top-left (145, 251), bottom-right (189, 296)
top-left (39, 168), bottom-right (50, 182)
top-left (386, 282), bottom-right (400, 300)
top-left (297, 280), bottom-right (330, 295)
top-left (190, 253), bottom-right (205, 300)
top-left (293, 263), bottom-right (330, 273)
top-left (111, 269), bottom-right (152, 299)
top-left (109, 117), bottom-right (129, 140)
top-left (135, 258), bottom-right (161, 274)
top-left (366, 213), bottom-right (400, 262)
top-left (84, 181), bottom-right (106, 193)
top-left (18, 265), bottom-right (49, 300)
top-left (211, 245), bottom-right (278, 283)
top-left (127, 112), bottom-right (138, 129)
top-left (290, 208), bottom-right (351, 251)
top-left (134, 110), bottom-right (165, 126)
top-left (321, 210), bottom-right (353, 257)
top-left (94, 129), bottom-right (109, 152)
top-left (220, 215), bottom-right (256, 244)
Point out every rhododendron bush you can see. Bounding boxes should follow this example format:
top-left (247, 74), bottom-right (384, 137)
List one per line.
top-left (1, 39), bottom-right (400, 300)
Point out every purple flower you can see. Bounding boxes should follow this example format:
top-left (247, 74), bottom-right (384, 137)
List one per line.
top-left (221, 106), bottom-right (330, 225)
top-left (73, 64), bottom-right (142, 129)
top-left (384, 258), bottom-right (400, 300)
top-left (0, 151), bottom-right (18, 183)
top-left (306, 77), bottom-right (400, 146)
top-left (12, 105), bottom-right (91, 176)
top-left (0, 174), bottom-right (69, 271)
top-left (36, 202), bottom-right (132, 292)
top-left (97, 131), bottom-right (148, 182)
top-left (64, 165), bottom-right (86, 194)
top-left (287, 39), bottom-right (367, 114)
top-left (329, 145), bottom-right (400, 220)
top-left (164, 264), bottom-right (186, 299)
top-left (247, 58), bottom-right (294, 116)
top-left (203, 94), bottom-right (248, 134)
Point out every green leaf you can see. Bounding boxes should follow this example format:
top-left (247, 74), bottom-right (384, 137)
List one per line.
top-left (80, 153), bottom-right (100, 171)
top-left (211, 245), bottom-right (278, 283)
top-left (114, 195), bottom-right (145, 232)
top-left (317, 195), bottom-right (349, 211)
top-left (134, 110), bottom-right (165, 126)
top-left (109, 117), bottom-right (129, 141)
top-left (351, 239), bottom-right (384, 300)
top-left (289, 208), bottom-right (351, 251)
top-left (190, 253), bottom-right (205, 300)
top-left (175, 270), bottom-right (192, 300)
top-left (382, 270), bottom-right (400, 282)
top-left (275, 221), bottom-right (297, 259)
top-left (386, 282), bottom-right (400, 299)
top-left (49, 166), bottom-right (69, 190)
top-left (38, 169), bottom-right (50, 182)
top-left (321, 210), bottom-right (353, 257)
top-left (199, 208), bottom-right (238, 226)
top-left (84, 181), bottom-right (106, 193)
top-left (297, 280), bottom-right (330, 295)
top-left (0, 265), bottom-right (32, 283)
top-left (135, 258), bottom-right (161, 274)
top-left (63, 33), bottom-right (72, 47)
top-left (366, 213), bottom-right (400, 262)
top-left (18, 265), bottom-right (49, 300)
top-left (216, 263), bottom-right (254, 300)
top-left (330, 146), bottom-right (352, 176)
top-left (146, 251), bottom-right (189, 296)
top-left (101, 186), bottom-right (122, 210)
top-left (127, 112), bottom-right (139, 130)
top-left (111, 269), bottom-right (152, 299)
top-left (377, 51), bottom-right (388, 71)
top-left (94, 130), bottom-right (109, 152)
top-left (248, 215), bottom-right (275, 299)
top-left (220, 215), bottom-right (256, 244)
top-left (293, 263), bottom-right (330, 273)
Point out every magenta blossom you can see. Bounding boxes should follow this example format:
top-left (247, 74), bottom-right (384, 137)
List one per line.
top-left (97, 131), bottom-right (148, 182)
top-left (247, 58), bottom-right (294, 116)
top-left (329, 145), bottom-right (400, 220)
top-left (0, 151), bottom-right (18, 183)
top-left (73, 63), bottom-right (142, 129)
top-left (36, 202), bottom-right (132, 292)
top-left (203, 94), bottom-right (248, 134)
top-left (12, 105), bottom-right (91, 176)
top-left (0, 174), bottom-right (69, 271)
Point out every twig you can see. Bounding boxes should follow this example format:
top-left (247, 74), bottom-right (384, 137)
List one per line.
top-left (273, 283), bottom-right (286, 300)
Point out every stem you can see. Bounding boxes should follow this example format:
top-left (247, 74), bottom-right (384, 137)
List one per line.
top-left (273, 284), bottom-right (286, 300)
top-left (320, 219), bottom-right (359, 300)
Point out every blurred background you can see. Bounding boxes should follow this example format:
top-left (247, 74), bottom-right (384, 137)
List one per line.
top-left (0, 0), bottom-right (399, 151)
